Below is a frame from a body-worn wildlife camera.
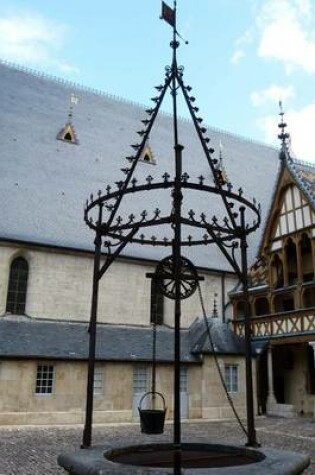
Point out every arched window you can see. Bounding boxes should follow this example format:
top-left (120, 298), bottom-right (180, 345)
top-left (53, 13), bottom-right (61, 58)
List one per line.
top-left (285, 238), bottom-right (298, 285)
top-left (6, 257), bottom-right (29, 314)
top-left (235, 300), bottom-right (246, 319)
top-left (271, 254), bottom-right (284, 288)
top-left (254, 297), bottom-right (270, 316)
top-left (300, 233), bottom-right (313, 282)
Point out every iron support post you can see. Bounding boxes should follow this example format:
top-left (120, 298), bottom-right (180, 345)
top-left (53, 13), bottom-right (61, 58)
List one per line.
top-left (82, 206), bottom-right (103, 448)
top-left (173, 143), bottom-right (183, 475)
top-left (240, 206), bottom-right (258, 447)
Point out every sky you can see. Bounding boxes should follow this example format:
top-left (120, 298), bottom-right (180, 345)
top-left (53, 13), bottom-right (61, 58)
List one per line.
top-left (1, 0), bottom-right (315, 163)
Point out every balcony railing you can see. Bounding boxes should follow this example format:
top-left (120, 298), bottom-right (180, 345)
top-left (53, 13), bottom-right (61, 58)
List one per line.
top-left (232, 307), bottom-right (315, 339)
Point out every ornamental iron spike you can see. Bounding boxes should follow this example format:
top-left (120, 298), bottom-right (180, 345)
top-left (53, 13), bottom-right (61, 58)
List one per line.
top-left (141, 119), bottom-right (150, 125)
top-left (162, 172), bottom-right (170, 182)
top-left (115, 181), bottom-right (124, 189)
top-left (188, 209), bottom-right (195, 220)
top-left (181, 172), bottom-right (189, 182)
top-left (146, 175), bottom-right (153, 184)
top-left (131, 144), bottom-right (140, 150)
top-left (140, 210), bottom-right (148, 221)
top-left (198, 175), bottom-right (204, 185)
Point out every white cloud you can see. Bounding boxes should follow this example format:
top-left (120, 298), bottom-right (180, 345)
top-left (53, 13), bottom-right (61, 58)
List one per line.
top-left (258, 103), bottom-right (315, 162)
top-left (251, 85), bottom-right (294, 107)
top-left (231, 27), bottom-right (253, 64)
top-left (0, 13), bottom-right (78, 74)
top-left (230, 49), bottom-right (245, 65)
top-left (256, 0), bottom-right (315, 74)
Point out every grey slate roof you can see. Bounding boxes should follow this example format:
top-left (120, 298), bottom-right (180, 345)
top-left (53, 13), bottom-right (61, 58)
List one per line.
top-left (0, 317), bottom-right (245, 361)
top-left (189, 317), bottom-right (245, 355)
top-left (0, 60), bottom-right (280, 270)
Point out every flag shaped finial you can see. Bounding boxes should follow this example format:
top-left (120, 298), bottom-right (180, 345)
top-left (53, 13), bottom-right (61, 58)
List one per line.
top-left (160, 1), bottom-right (175, 27)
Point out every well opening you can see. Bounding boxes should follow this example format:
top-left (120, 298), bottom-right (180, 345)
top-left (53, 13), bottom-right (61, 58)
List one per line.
top-left (105, 443), bottom-right (265, 469)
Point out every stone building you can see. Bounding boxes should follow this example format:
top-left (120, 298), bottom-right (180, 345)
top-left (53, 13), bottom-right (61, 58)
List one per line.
top-left (232, 127), bottom-right (315, 417)
top-left (0, 58), bottom-right (309, 426)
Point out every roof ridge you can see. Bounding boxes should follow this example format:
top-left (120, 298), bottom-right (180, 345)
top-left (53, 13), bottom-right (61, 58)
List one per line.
top-left (291, 157), bottom-right (315, 170)
top-left (0, 58), bottom-right (147, 111)
top-left (0, 58), bottom-right (278, 152)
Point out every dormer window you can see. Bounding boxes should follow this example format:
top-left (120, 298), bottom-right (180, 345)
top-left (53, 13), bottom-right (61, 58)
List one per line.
top-left (57, 123), bottom-right (78, 145)
top-left (140, 145), bottom-right (156, 165)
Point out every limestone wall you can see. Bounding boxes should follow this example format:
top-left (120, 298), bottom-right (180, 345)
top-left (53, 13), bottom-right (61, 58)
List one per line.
top-left (0, 355), bottom-right (251, 425)
top-left (0, 243), bottom-right (237, 327)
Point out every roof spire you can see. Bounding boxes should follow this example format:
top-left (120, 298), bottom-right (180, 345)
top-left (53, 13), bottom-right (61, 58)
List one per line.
top-left (278, 101), bottom-right (291, 162)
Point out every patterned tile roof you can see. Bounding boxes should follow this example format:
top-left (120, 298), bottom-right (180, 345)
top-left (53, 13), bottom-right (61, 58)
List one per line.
top-left (0, 60), bottom-right (280, 270)
top-left (288, 158), bottom-right (315, 209)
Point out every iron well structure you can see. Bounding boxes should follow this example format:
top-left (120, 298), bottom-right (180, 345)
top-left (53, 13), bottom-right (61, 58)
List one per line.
top-left (82, 2), bottom-right (262, 472)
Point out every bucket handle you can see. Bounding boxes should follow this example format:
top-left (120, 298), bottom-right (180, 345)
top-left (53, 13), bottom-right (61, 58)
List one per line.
top-left (138, 391), bottom-right (166, 410)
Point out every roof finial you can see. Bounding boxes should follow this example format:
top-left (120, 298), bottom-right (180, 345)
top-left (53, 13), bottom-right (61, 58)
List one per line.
top-left (68, 93), bottom-right (79, 122)
top-left (212, 293), bottom-right (218, 318)
top-left (160, 1), bottom-right (189, 45)
top-left (278, 100), bottom-right (290, 161)
top-left (214, 140), bottom-right (228, 186)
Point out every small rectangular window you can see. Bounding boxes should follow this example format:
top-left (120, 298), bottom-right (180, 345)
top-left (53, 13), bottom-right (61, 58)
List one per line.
top-left (133, 365), bottom-right (148, 394)
top-left (180, 367), bottom-right (188, 392)
top-left (150, 279), bottom-right (164, 325)
top-left (94, 365), bottom-right (103, 396)
top-left (225, 364), bottom-right (239, 393)
top-left (35, 365), bottom-right (54, 395)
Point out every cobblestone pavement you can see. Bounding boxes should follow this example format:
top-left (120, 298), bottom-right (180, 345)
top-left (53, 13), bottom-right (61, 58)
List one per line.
top-left (0, 416), bottom-right (314, 474)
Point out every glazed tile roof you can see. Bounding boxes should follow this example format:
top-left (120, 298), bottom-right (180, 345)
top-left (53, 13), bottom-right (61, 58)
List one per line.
top-left (288, 159), bottom-right (315, 209)
top-left (0, 60), bottom-right (281, 270)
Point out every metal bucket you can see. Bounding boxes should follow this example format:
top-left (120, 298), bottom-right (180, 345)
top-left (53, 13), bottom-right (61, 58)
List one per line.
top-left (138, 391), bottom-right (166, 434)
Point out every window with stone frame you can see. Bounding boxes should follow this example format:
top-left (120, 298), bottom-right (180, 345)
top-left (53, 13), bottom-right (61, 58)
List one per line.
top-left (150, 279), bottom-right (164, 325)
top-left (6, 256), bottom-right (29, 314)
top-left (224, 364), bottom-right (239, 393)
top-left (93, 364), bottom-right (104, 396)
top-left (35, 365), bottom-right (55, 395)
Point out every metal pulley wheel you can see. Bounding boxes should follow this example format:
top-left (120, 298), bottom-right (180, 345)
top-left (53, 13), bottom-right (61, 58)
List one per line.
top-left (155, 255), bottom-right (198, 300)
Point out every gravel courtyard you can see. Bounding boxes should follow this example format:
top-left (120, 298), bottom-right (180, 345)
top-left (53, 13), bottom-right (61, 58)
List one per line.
top-left (1, 416), bottom-right (314, 474)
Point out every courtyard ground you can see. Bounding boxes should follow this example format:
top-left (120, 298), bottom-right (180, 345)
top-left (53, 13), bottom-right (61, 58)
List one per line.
top-left (0, 416), bottom-right (314, 474)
